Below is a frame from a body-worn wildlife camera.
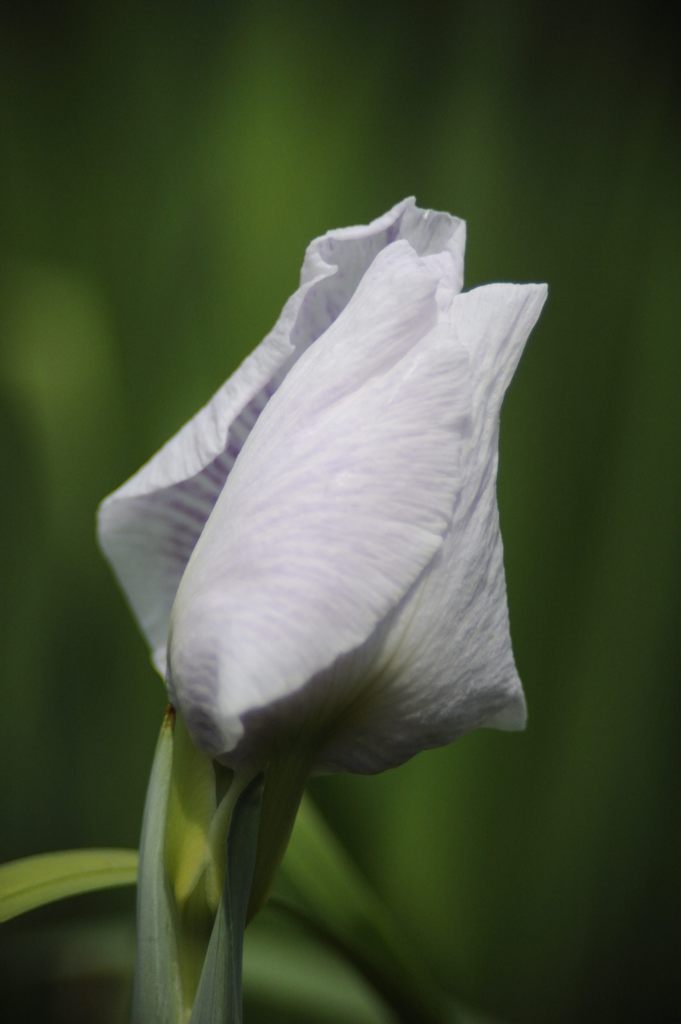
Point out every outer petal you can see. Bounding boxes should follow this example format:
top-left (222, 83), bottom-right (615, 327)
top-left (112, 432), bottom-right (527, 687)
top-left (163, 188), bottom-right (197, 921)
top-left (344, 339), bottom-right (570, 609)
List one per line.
top-left (168, 241), bottom-right (472, 760)
top-left (97, 200), bottom-right (466, 673)
top-left (317, 283), bottom-right (548, 773)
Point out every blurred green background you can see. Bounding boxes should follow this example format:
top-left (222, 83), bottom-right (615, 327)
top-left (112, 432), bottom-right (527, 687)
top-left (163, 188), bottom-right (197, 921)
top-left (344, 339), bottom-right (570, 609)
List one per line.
top-left (1, 2), bottom-right (679, 1022)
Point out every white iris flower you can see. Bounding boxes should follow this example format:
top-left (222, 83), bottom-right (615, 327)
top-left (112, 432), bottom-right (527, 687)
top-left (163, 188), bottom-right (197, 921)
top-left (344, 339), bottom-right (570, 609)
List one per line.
top-left (98, 198), bottom-right (547, 775)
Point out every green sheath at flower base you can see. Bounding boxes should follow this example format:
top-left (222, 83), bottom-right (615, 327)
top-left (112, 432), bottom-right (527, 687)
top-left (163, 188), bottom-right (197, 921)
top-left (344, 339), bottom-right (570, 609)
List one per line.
top-left (132, 706), bottom-right (268, 1023)
top-left (134, 709), bottom-right (221, 1019)
top-left (164, 710), bottom-right (219, 911)
top-left (247, 743), bottom-right (316, 920)
top-left (189, 778), bottom-right (262, 1024)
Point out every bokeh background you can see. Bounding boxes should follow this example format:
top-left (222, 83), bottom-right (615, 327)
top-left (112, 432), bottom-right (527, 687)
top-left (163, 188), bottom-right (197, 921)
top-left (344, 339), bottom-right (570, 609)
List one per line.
top-left (1, 2), bottom-right (679, 1022)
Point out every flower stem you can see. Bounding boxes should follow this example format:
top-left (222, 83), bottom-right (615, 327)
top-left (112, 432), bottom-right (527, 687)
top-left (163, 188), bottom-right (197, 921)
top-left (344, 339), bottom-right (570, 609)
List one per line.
top-left (247, 744), bottom-right (314, 920)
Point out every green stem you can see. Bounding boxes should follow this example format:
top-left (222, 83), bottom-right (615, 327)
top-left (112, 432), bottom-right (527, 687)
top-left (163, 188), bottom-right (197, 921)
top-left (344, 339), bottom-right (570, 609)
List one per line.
top-left (188, 779), bottom-right (263, 1024)
top-left (205, 770), bottom-right (255, 911)
top-left (247, 745), bottom-right (314, 920)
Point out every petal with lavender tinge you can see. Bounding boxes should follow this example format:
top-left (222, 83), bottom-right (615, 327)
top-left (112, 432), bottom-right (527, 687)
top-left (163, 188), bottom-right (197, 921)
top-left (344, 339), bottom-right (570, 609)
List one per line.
top-left (300, 196), bottom-right (466, 302)
top-left (168, 241), bottom-right (471, 761)
top-left (97, 200), bottom-right (466, 675)
top-left (317, 283), bottom-right (548, 774)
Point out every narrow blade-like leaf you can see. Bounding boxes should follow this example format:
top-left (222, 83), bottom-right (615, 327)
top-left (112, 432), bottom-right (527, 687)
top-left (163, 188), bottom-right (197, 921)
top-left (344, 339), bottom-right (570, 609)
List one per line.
top-left (0, 848), bottom-right (137, 924)
top-left (131, 707), bottom-right (183, 1024)
top-left (273, 794), bottom-right (450, 1024)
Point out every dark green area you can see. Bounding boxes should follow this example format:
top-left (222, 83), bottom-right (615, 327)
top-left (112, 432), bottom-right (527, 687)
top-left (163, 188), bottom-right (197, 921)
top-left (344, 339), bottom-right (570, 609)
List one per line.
top-left (1, 3), bottom-right (679, 1022)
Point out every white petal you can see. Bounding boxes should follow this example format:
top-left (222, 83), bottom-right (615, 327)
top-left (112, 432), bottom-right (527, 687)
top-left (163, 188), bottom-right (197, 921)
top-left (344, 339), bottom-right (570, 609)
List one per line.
top-left (300, 196), bottom-right (466, 296)
top-left (317, 283), bottom-right (548, 772)
top-left (452, 282), bottom-right (547, 449)
top-left (168, 241), bottom-right (472, 759)
top-left (98, 201), bottom-right (465, 672)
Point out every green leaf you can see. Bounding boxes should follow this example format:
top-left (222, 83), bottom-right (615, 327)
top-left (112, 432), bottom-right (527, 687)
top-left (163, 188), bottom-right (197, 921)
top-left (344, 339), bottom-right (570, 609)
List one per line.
top-left (131, 707), bottom-right (184, 1024)
top-left (273, 794), bottom-right (451, 1024)
top-left (189, 777), bottom-right (262, 1024)
top-left (244, 912), bottom-right (392, 1023)
top-left (0, 848), bottom-right (138, 924)
top-left (244, 915), bottom-right (503, 1024)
